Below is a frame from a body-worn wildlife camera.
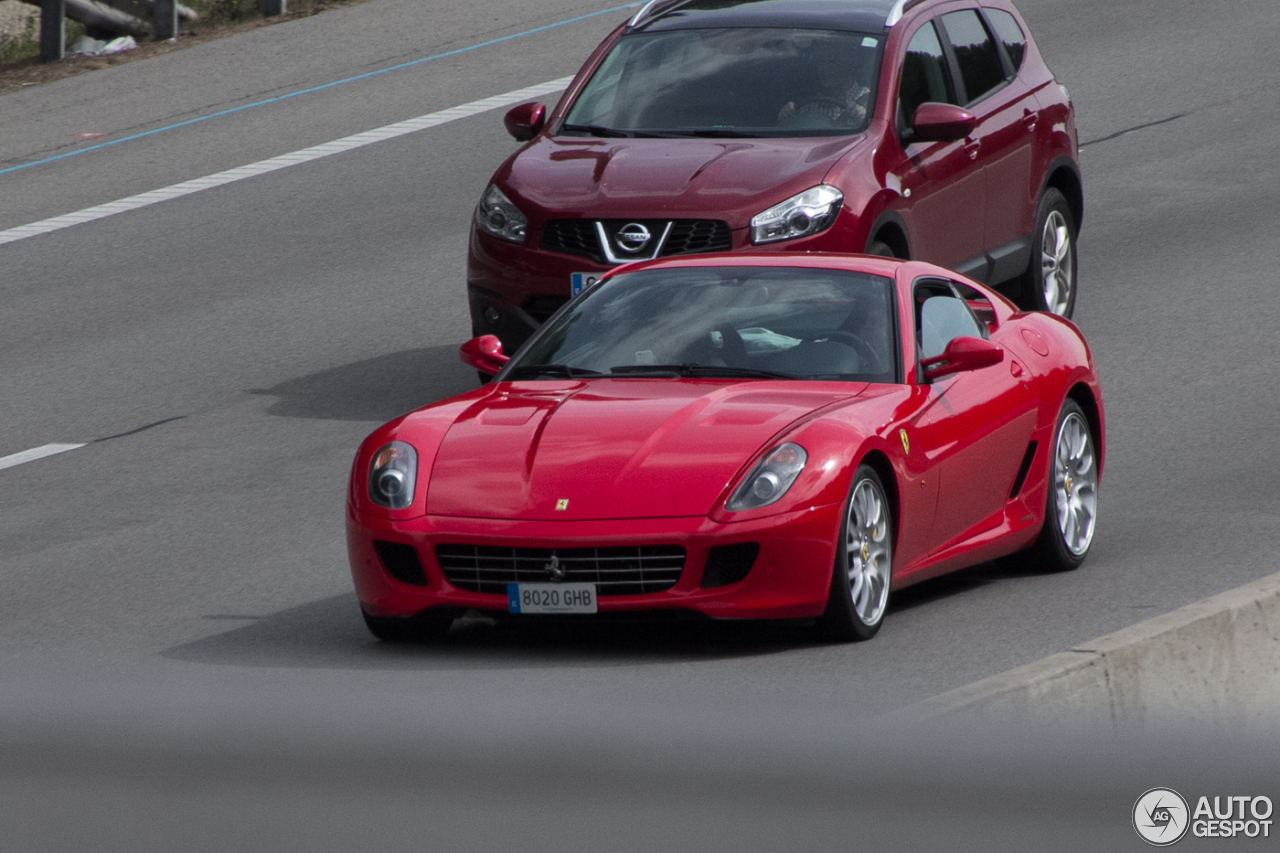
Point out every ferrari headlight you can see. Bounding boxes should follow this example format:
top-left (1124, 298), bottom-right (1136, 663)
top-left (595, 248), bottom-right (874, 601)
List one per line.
top-left (726, 443), bottom-right (808, 511)
top-left (750, 185), bottom-right (843, 244)
top-left (368, 441), bottom-right (418, 509)
top-left (474, 184), bottom-right (528, 244)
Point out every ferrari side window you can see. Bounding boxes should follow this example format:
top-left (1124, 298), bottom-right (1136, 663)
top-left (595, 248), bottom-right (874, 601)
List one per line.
top-left (950, 280), bottom-right (998, 334)
top-left (916, 282), bottom-right (984, 360)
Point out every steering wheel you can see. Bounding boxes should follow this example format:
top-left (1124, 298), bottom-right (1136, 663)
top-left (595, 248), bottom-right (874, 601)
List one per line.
top-left (780, 96), bottom-right (848, 127)
top-left (803, 96), bottom-right (848, 111)
top-left (809, 330), bottom-right (886, 374)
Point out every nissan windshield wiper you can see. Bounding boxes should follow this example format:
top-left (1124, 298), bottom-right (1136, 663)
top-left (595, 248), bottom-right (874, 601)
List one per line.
top-left (609, 364), bottom-right (795, 380)
top-left (664, 129), bottom-right (762, 138)
top-left (507, 364), bottom-right (603, 379)
top-left (560, 123), bottom-right (670, 139)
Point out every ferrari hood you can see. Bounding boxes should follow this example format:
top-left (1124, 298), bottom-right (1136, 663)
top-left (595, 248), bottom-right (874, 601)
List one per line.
top-left (424, 379), bottom-right (863, 520)
top-left (504, 136), bottom-right (865, 221)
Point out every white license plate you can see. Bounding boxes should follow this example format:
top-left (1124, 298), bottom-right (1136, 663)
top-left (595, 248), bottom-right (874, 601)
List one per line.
top-left (570, 272), bottom-right (601, 296)
top-left (508, 583), bottom-right (597, 614)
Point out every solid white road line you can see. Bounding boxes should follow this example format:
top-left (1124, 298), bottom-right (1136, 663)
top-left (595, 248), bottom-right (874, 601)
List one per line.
top-left (0, 443), bottom-right (87, 471)
top-left (0, 77), bottom-right (573, 248)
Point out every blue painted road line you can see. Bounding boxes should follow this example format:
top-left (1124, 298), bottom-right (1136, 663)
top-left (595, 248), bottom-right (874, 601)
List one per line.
top-left (0, 2), bottom-right (640, 178)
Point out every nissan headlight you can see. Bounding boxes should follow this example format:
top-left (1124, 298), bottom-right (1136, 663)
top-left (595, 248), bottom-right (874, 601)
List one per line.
top-left (368, 442), bottom-right (418, 509)
top-left (726, 443), bottom-right (808, 511)
top-left (750, 185), bottom-right (843, 244)
top-left (474, 184), bottom-right (528, 244)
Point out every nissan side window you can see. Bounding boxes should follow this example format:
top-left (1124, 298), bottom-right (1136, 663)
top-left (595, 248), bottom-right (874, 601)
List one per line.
top-left (898, 22), bottom-right (954, 134)
top-left (984, 9), bottom-right (1026, 73)
top-left (939, 10), bottom-right (1006, 105)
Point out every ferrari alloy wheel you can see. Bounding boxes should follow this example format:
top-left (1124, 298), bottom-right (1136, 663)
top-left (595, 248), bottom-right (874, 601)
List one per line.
top-left (1052, 404), bottom-right (1098, 556)
top-left (1023, 399), bottom-right (1098, 571)
top-left (1021, 189), bottom-right (1077, 318)
top-left (819, 465), bottom-right (893, 641)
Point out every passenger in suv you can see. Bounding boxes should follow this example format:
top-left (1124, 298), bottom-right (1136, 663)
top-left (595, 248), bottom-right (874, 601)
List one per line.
top-left (468, 0), bottom-right (1081, 355)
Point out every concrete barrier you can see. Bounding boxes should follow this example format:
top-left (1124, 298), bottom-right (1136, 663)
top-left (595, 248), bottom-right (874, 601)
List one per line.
top-left (894, 569), bottom-right (1280, 732)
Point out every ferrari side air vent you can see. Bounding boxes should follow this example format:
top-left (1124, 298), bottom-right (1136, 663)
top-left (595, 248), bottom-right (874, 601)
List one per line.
top-left (374, 540), bottom-right (428, 587)
top-left (701, 542), bottom-right (760, 589)
top-left (1009, 441), bottom-right (1039, 499)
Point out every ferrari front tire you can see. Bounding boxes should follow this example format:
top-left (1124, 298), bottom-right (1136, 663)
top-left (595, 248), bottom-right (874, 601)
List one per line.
top-left (1025, 399), bottom-right (1098, 571)
top-left (818, 465), bottom-right (893, 642)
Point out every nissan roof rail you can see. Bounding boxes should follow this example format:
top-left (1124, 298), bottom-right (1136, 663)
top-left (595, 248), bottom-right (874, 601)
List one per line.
top-left (627, 0), bottom-right (697, 29)
top-left (886, 0), bottom-right (929, 27)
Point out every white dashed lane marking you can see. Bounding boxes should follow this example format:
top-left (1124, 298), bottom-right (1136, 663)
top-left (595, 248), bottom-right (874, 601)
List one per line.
top-left (0, 78), bottom-right (572, 247)
top-left (0, 443), bottom-right (87, 471)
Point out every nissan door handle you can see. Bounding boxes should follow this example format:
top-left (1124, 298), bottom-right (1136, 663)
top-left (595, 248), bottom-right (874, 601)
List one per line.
top-left (964, 140), bottom-right (981, 160)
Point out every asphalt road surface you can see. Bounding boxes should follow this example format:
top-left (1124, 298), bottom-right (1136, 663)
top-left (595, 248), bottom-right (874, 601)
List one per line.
top-left (2, 0), bottom-right (1279, 848)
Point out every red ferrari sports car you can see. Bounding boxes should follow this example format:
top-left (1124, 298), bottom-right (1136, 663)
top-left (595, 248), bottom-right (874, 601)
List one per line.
top-left (348, 254), bottom-right (1103, 642)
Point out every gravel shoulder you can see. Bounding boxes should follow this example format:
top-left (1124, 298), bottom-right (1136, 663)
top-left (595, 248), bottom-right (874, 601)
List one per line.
top-left (0, 0), bottom-right (374, 95)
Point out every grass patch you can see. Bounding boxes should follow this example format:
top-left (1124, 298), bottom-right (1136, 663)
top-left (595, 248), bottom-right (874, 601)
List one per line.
top-left (0, 7), bottom-right (37, 63)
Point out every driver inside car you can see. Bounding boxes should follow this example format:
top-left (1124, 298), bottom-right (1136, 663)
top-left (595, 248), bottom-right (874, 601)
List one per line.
top-left (777, 49), bottom-right (870, 128)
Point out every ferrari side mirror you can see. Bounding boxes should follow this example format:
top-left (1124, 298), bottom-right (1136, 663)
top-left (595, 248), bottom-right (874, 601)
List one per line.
top-left (460, 335), bottom-right (509, 376)
top-left (920, 336), bottom-right (1003, 381)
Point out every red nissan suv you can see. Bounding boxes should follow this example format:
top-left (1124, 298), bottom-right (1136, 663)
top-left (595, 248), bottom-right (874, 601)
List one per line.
top-left (467, 0), bottom-right (1082, 354)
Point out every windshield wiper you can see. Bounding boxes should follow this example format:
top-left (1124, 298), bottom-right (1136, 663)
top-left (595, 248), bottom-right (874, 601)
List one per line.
top-left (560, 123), bottom-right (671, 139)
top-left (507, 364), bottom-right (602, 379)
top-left (664, 129), bottom-right (762, 138)
top-left (609, 364), bottom-right (795, 380)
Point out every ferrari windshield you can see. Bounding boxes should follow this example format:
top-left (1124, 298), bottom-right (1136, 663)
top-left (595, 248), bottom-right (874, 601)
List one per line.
top-left (561, 28), bottom-right (882, 138)
top-left (509, 266), bottom-right (899, 383)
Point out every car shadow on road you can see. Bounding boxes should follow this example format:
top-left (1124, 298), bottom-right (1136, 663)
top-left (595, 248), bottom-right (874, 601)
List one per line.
top-left (247, 344), bottom-right (478, 422)
top-left (888, 554), bottom-right (1064, 614)
top-left (161, 593), bottom-right (827, 672)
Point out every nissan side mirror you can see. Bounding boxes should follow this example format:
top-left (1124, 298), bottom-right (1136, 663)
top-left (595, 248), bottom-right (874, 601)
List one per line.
top-left (460, 335), bottom-right (509, 376)
top-left (920, 336), bottom-right (1003, 381)
top-left (504, 102), bottom-right (546, 142)
top-left (910, 102), bottom-right (977, 143)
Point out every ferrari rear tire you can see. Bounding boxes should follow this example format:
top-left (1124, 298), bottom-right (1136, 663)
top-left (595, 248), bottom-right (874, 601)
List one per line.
top-left (818, 465), bottom-right (893, 642)
top-left (1019, 188), bottom-right (1077, 318)
top-left (1025, 399), bottom-right (1098, 571)
top-left (361, 609), bottom-right (454, 643)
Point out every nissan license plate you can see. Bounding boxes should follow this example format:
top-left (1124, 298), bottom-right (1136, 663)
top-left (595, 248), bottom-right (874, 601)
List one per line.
top-left (508, 583), bottom-right (597, 614)
top-left (570, 272), bottom-right (601, 296)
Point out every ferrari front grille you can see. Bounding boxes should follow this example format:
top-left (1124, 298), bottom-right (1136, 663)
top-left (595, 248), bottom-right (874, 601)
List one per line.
top-left (435, 544), bottom-right (685, 596)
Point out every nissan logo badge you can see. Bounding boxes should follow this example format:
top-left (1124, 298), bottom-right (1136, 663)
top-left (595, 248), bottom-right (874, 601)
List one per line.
top-left (615, 223), bottom-right (651, 253)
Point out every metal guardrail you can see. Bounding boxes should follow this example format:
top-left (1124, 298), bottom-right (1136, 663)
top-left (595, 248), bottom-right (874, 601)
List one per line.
top-left (37, 0), bottom-right (288, 62)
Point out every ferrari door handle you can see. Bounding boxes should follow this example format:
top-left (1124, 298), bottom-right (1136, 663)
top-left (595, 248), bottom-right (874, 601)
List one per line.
top-left (964, 140), bottom-right (981, 160)
top-left (1022, 111), bottom-right (1038, 132)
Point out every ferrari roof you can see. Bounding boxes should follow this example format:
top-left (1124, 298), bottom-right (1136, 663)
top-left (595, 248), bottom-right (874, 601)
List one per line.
top-left (631, 0), bottom-right (914, 34)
